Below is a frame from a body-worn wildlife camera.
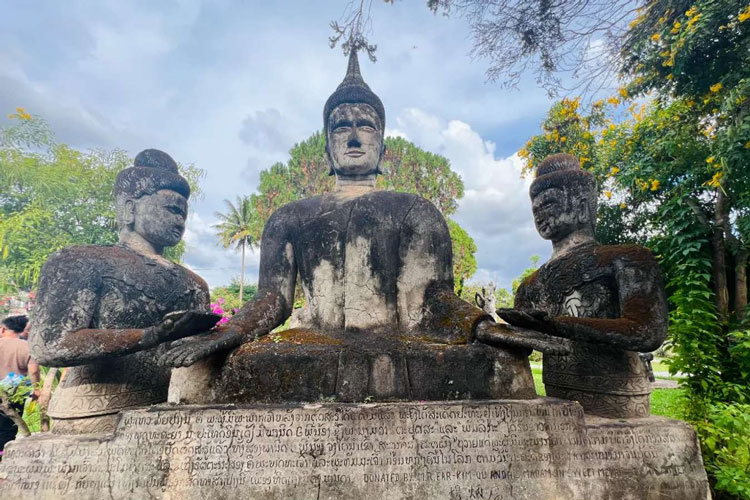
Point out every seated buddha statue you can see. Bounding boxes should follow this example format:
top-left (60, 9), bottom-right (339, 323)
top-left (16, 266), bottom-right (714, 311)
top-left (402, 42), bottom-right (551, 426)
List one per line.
top-left (164, 51), bottom-right (568, 404)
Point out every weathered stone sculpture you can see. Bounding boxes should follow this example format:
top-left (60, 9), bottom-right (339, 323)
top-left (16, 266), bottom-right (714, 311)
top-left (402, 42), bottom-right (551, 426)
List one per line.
top-left (29, 150), bottom-right (213, 433)
top-left (166, 51), bottom-right (568, 404)
top-left (498, 153), bottom-right (668, 418)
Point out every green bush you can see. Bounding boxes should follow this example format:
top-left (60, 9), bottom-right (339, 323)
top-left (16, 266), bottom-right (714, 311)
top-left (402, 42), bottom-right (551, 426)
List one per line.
top-left (698, 403), bottom-right (750, 499)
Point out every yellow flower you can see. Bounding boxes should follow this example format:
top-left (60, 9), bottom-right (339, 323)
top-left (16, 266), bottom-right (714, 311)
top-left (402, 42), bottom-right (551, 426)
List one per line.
top-left (560, 136), bottom-right (567, 143)
top-left (650, 33), bottom-right (661, 42)
top-left (604, 191), bottom-right (613, 199)
top-left (593, 99), bottom-right (604, 108)
top-left (670, 22), bottom-right (682, 34)
top-left (650, 180), bottom-right (660, 191)
top-left (740, 6), bottom-right (750, 22)
top-left (619, 202), bottom-right (627, 209)
top-left (745, 141), bottom-right (750, 149)
top-left (685, 6), bottom-right (698, 17)
top-left (686, 13), bottom-right (702, 29)
top-left (610, 166), bottom-right (620, 175)
top-left (706, 156), bottom-right (715, 164)
top-left (705, 171), bottom-right (723, 188)
top-left (667, 74), bottom-right (674, 80)
top-left (710, 82), bottom-right (722, 93)
top-left (618, 87), bottom-right (629, 98)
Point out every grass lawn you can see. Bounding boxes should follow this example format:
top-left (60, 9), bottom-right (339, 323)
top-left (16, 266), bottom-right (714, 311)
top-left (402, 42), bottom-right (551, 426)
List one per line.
top-left (531, 367), bottom-right (687, 420)
top-left (651, 388), bottom-right (686, 419)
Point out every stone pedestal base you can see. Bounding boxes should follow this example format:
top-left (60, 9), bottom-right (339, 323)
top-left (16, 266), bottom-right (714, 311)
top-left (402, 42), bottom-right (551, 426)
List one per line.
top-left (0, 400), bottom-right (709, 500)
top-left (169, 331), bottom-right (536, 404)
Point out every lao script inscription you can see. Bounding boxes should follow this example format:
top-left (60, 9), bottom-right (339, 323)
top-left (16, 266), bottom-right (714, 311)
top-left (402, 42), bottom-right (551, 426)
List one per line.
top-left (0, 400), bottom-right (708, 500)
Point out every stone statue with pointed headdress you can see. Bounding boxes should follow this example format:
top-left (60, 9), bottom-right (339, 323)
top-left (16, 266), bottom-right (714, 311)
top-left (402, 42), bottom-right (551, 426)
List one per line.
top-left (30, 150), bottom-right (212, 434)
top-left (164, 51), bottom-right (570, 405)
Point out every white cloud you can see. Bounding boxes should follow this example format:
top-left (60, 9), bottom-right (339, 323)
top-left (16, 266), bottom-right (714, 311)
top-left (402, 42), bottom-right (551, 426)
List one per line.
top-left (390, 108), bottom-right (551, 291)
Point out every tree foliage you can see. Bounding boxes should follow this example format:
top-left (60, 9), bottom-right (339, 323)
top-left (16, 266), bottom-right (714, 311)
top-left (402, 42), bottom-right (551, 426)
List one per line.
top-left (333, 0), bottom-right (644, 96)
top-left (248, 131), bottom-right (476, 289)
top-left (0, 111), bottom-right (204, 289)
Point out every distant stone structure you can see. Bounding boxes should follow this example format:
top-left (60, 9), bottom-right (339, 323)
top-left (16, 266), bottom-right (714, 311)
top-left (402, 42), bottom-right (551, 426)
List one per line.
top-left (499, 153), bottom-right (668, 418)
top-left (166, 51), bottom-right (569, 405)
top-left (29, 150), bottom-right (213, 434)
top-left (474, 283), bottom-right (499, 321)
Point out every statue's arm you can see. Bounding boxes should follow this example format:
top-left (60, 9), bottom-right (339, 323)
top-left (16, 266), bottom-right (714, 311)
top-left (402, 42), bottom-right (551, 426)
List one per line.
top-left (29, 250), bottom-right (153, 366)
top-left (551, 248), bottom-right (668, 351)
top-left (162, 209), bottom-right (298, 367)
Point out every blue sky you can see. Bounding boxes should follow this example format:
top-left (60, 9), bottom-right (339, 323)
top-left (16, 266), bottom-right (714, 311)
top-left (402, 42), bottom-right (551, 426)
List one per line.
top-left (1, 0), bottom-right (575, 292)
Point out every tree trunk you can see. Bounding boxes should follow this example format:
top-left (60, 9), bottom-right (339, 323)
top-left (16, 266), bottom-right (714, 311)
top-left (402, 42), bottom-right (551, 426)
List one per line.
top-left (735, 249), bottom-right (748, 318)
top-left (38, 367), bottom-right (58, 432)
top-left (239, 241), bottom-right (245, 304)
top-left (713, 190), bottom-right (730, 322)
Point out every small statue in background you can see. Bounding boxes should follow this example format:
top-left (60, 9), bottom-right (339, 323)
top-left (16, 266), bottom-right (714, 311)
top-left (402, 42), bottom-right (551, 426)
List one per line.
top-left (499, 153), bottom-right (668, 418)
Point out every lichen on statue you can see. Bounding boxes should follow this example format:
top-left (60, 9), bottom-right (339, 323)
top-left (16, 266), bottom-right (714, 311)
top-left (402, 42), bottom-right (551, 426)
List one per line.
top-left (498, 153), bottom-right (669, 418)
top-left (29, 150), bottom-right (213, 434)
top-left (165, 51), bottom-right (569, 405)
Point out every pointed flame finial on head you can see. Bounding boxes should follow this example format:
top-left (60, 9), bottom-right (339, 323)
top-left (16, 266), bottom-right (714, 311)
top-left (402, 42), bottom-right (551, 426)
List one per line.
top-left (323, 46), bottom-right (385, 131)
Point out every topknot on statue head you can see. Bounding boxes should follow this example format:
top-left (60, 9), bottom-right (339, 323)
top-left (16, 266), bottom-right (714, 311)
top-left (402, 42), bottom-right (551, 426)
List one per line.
top-left (530, 154), bottom-right (597, 199)
top-left (115, 149), bottom-right (190, 201)
top-left (530, 153), bottom-right (598, 232)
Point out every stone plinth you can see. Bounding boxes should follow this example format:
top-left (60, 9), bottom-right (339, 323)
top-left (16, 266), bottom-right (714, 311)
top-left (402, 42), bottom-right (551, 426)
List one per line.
top-left (169, 332), bottom-right (536, 404)
top-left (0, 400), bottom-right (709, 500)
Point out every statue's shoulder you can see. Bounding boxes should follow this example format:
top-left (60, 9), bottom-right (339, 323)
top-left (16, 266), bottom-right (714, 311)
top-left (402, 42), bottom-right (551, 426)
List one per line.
top-left (273, 196), bottom-right (325, 218)
top-left (43, 245), bottom-right (116, 270)
top-left (592, 244), bottom-right (657, 269)
top-left (370, 191), bottom-right (443, 218)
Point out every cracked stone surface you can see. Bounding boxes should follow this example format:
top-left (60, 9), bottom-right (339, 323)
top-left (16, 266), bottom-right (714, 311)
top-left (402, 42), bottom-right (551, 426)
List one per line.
top-left (0, 400), bottom-right (709, 499)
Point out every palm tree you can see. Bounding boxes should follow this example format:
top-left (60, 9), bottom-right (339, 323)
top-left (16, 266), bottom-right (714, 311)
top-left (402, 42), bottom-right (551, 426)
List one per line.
top-left (214, 196), bottom-right (256, 303)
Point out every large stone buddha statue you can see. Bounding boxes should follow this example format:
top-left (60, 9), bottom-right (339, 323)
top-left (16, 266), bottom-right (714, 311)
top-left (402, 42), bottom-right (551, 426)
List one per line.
top-left (166, 51), bottom-right (568, 404)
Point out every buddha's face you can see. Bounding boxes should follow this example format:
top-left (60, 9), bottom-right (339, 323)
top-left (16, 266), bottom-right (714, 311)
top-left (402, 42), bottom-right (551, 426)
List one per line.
top-left (327, 103), bottom-right (384, 177)
top-left (532, 187), bottom-right (586, 242)
top-left (132, 189), bottom-right (188, 248)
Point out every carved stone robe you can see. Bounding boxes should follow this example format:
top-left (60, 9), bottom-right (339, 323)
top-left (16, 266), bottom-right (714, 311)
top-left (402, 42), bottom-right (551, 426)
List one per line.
top-left (31, 245), bottom-right (209, 433)
top-left (515, 242), bottom-right (667, 418)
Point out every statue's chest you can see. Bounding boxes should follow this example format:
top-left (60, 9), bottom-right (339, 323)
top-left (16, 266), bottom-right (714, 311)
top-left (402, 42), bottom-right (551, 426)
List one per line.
top-left (295, 201), bottom-right (401, 285)
top-left (294, 199), bottom-right (403, 329)
top-left (96, 258), bottom-right (205, 328)
top-left (528, 253), bottom-right (620, 319)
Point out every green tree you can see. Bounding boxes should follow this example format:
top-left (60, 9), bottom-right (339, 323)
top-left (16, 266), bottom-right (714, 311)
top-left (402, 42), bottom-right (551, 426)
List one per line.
top-left (248, 131), bottom-right (477, 290)
top-left (214, 196), bottom-right (256, 303)
top-left (0, 111), bottom-right (204, 288)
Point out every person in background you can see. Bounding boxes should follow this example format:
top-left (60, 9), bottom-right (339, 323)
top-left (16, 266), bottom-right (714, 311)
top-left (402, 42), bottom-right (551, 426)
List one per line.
top-left (0, 315), bottom-right (39, 452)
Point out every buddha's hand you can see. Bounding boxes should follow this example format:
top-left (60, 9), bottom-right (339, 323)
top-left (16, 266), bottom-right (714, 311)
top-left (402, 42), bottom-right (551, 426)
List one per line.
top-left (159, 328), bottom-right (244, 367)
top-left (141, 310), bottom-right (223, 349)
top-left (475, 320), bottom-right (571, 355)
top-left (496, 308), bottom-right (554, 334)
